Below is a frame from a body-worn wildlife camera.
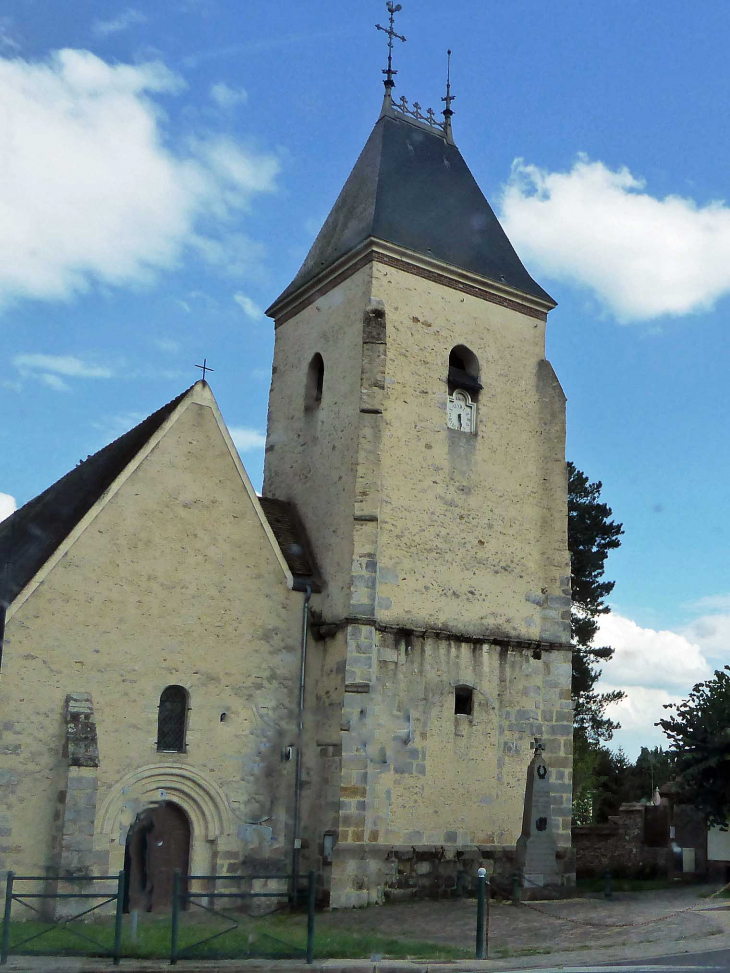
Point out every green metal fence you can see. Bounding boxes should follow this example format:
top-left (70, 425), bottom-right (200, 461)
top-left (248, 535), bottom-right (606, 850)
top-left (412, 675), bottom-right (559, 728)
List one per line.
top-left (170, 870), bottom-right (317, 965)
top-left (1, 871), bottom-right (125, 966)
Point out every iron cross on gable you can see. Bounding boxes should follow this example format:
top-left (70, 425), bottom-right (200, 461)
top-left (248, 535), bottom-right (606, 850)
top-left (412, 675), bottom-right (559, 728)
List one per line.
top-left (376, 2), bottom-right (406, 88)
top-left (195, 358), bottom-right (214, 382)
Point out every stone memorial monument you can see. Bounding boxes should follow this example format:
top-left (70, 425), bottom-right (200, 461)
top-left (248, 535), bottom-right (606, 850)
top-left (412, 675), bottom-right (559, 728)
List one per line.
top-left (516, 740), bottom-right (561, 888)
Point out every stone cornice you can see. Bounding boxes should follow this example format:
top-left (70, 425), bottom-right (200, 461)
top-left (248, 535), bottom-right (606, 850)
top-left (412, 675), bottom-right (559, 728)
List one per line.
top-left (267, 239), bottom-right (555, 326)
top-left (312, 614), bottom-right (570, 653)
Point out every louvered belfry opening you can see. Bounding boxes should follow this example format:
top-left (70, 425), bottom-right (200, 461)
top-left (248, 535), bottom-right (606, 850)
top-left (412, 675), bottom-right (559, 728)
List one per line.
top-left (156, 685), bottom-right (188, 752)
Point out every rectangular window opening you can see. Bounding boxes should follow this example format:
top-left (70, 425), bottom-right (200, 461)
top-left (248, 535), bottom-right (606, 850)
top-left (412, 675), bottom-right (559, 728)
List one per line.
top-left (454, 686), bottom-right (474, 716)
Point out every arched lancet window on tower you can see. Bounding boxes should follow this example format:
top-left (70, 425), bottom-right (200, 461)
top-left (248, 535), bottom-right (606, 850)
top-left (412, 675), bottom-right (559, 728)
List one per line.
top-left (157, 686), bottom-right (189, 753)
top-left (447, 345), bottom-right (481, 434)
top-left (304, 353), bottom-right (324, 412)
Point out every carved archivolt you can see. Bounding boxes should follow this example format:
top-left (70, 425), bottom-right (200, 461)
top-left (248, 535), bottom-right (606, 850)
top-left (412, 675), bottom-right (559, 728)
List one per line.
top-left (98, 763), bottom-right (232, 843)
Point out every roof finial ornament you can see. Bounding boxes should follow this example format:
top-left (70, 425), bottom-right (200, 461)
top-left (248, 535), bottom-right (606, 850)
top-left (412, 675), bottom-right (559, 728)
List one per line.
top-left (441, 48), bottom-right (456, 144)
top-left (195, 358), bottom-right (214, 383)
top-left (376, 2), bottom-right (406, 113)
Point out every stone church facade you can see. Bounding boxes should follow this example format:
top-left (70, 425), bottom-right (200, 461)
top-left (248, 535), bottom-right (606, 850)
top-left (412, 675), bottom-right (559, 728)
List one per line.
top-left (0, 81), bottom-right (573, 910)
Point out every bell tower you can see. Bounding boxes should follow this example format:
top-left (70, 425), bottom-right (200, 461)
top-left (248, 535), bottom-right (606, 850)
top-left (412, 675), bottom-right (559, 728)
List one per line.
top-left (263, 9), bottom-right (573, 906)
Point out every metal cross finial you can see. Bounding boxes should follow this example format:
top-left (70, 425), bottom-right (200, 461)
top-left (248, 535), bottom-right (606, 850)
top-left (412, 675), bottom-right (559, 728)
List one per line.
top-left (376, 2), bottom-right (406, 91)
top-left (195, 358), bottom-right (214, 382)
top-left (533, 737), bottom-right (545, 752)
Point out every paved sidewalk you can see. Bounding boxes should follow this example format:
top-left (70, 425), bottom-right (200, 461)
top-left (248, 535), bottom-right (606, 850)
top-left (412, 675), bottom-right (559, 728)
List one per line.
top-left (313, 884), bottom-right (729, 958)
top-left (4, 885), bottom-right (730, 972)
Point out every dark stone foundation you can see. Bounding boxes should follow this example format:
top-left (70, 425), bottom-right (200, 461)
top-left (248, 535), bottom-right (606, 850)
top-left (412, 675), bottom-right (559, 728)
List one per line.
top-left (328, 842), bottom-right (576, 907)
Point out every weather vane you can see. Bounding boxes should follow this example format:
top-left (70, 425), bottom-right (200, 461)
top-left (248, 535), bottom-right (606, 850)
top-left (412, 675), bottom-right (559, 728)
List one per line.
top-left (441, 49), bottom-right (455, 140)
top-left (195, 358), bottom-right (214, 382)
top-left (376, 2), bottom-right (406, 91)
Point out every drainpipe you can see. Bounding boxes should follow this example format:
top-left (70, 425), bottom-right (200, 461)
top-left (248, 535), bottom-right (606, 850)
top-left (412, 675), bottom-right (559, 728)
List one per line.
top-left (0, 559), bottom-right (8, 672)
top-left (292, 584), bottom-right (312, 898)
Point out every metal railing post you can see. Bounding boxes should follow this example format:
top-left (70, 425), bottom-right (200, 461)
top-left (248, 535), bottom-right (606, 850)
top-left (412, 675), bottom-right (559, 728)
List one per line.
top-left (475, 867), bottom-right (486, 959)
top-left (604, 868), bottom-right (613, 899)
top-left (170, 870), bottom-right (181, 965)
top-left (1, 872), bottom-right (13, 966)
top-left (511, 871), bottom-right (521, 906)
top-left (306, 871), bottom-right (316, 965)
top-left (485, 870), bottom-right (491, 957)
top-left (113, 870), bottom-right (125, 965)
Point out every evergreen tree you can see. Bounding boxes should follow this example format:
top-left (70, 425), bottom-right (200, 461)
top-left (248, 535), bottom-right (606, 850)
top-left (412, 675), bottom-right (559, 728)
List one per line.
top-left (568, 461), bottom-right (625, 744)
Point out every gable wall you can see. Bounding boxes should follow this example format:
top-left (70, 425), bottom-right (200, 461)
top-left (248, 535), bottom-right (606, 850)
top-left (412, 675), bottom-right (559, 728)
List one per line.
top-left (0, 401), bottom-right (302, 881)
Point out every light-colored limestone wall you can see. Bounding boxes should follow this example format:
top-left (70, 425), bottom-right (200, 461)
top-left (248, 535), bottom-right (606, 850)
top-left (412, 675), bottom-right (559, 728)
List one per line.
top-left (298, 628), bottom-right (347, 885)
top-left (263, 265), bottom-right (374, 619)
top-left (378, 638), bottom-right (571, 843)
top-left (330, 631), bottom-right (573, 907)
top-left (371, 262), bottom-right (570, 643)
top-left (0, 400), bottom-right (302, 886)
top-left (337, 633), bottom-right (573, 848)
top-left (264, 250), bottom-right (572, 907)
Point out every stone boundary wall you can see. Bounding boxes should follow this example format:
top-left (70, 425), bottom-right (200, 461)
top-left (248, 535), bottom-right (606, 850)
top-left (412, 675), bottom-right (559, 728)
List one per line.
top-left (573, 806), bottom-right (670, 880)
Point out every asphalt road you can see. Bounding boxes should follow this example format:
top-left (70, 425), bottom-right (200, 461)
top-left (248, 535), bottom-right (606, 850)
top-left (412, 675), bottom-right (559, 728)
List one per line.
top-left (498, 951), bottom-right (730, 973)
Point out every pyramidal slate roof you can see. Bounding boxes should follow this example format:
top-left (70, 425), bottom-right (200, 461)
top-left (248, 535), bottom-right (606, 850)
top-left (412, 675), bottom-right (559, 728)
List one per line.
top-left (270, 112), bottom-right (554, 311)
top-left (0, 385), bottom-right (319, 608)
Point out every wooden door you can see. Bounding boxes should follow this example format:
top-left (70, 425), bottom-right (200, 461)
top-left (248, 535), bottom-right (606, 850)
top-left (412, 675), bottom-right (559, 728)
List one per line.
top-left (125, 802), bottom-right (190, 912)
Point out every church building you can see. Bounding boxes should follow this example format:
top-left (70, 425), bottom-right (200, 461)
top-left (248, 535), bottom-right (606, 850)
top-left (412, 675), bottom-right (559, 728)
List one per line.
top-left (0, 23), bottom-right (573, 910)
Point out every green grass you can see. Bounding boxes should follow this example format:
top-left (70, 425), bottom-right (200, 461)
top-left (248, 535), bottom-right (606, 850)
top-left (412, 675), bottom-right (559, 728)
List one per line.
top-left (3, 912), bottom-right (471, 961)
top-left (576, 877), bottom-right (674, 894)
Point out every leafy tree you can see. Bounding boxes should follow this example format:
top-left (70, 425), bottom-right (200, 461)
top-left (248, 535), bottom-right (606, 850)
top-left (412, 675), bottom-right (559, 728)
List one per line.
top-left (626, 746), bottom-right (675, 801)
top-left (568, 461), bottom-right (625, 745)
top-left (573, 743), bottom-right (675, 825)
top-left (658, 667), bottom-right (730, 827)
top-left (572, 733), bottom-right (602, 825)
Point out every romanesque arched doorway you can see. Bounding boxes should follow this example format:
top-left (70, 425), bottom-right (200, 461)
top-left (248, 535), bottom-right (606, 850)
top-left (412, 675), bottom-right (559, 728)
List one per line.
top-left (124, 801), bottom-right (190, 912)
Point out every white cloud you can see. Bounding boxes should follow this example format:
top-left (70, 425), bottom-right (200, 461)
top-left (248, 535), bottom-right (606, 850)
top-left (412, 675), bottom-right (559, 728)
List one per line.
top-left (39, 373), bottom-right (71, 392)
top-left (596, 612), bottom-right (711, 693)
top-left (152, 337), bottom-right (180, 354)
top-left (13, 354), bottom-right (114, 379)
top-left (230, 427), bottom-right (266, 452)
top-left (688, 593), bottom-right (730, 613)
top-left (500, 155), bottom-right (730, 322)
top-left (93, 411), bottom-right (147, 443)
top-left (680, 594), bottom-right (730, 661)
top-left (603, 685), bottom-right (684, 757)
top-left (209, 82), bottom-right (248, 109)
top-left (233, 292), bottom-right (263, 320)
top-left (0, 18), bottom-right (20, 52)
top-left (0, 492), bottom-right (16, 522)
top-left (194, 234), bottom-right (267, 280)
top-left (92, 8), bottom-right (148, 37)
top-left (595, 611), bottom-right (714, 758)
top-left (0, 49), bottom-right (280, 311)
top-left (683, 614), bottom-right (730, 659)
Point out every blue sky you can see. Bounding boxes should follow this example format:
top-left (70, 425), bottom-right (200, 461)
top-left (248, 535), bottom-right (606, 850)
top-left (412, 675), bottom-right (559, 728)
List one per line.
top-left (2, 0), bottom-right (730, 759)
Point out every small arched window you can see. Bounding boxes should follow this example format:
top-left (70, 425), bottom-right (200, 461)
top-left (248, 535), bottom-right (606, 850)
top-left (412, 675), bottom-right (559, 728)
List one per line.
top-left (157, 686), bottom-right (188, 753)
top-left (304, 353), bottom-right (324, 412)
top-left (447, 346), bottom-right (481, 434)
